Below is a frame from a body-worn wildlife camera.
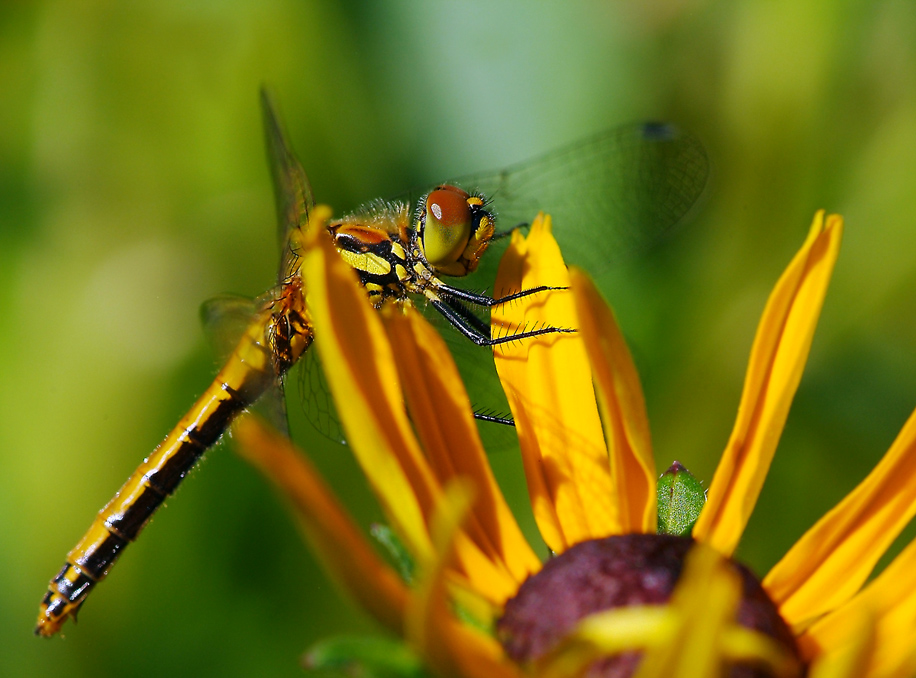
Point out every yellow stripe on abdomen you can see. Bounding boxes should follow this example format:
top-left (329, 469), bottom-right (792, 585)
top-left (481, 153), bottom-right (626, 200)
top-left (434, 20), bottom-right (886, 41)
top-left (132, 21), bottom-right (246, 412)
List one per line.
top-left (36, 301), bottom-right (307, 637)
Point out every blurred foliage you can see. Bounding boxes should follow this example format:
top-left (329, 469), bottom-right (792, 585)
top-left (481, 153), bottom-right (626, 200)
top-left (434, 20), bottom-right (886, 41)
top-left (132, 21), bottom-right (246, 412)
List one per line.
top-left (3, 1), bottom-right (916, 676)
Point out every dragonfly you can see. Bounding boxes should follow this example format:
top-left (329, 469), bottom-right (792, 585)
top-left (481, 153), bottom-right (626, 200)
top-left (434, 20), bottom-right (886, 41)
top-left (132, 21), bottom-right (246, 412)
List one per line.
top-left (36, 90), bottom-right (709, 637)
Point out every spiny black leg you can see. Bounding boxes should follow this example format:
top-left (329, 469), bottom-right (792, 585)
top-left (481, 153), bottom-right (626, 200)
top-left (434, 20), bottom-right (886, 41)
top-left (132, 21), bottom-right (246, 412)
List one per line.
top-left (490, 285), bottom-right (568, 306)
top-left (431, 299), bottom-right (491, 345)
top-left (488, 323), bottom-right (576, 346)
top-left (492, 220), bottom-right (530, 241)
top-left (436, 281), bottom-right (568, 308)
top-left (439, 295), bottom-right (491, 337)
top-left (431, 299), bottom-right (574, 347)
top-left (473, 410), bottom-right (515, 426)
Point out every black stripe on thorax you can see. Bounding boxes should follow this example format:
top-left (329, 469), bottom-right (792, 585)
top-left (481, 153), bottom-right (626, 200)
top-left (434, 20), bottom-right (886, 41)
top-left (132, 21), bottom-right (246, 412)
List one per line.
top-left (338, 233), bottom-right (405, 266)
top-left (341, 238), bottom-right (414, 300)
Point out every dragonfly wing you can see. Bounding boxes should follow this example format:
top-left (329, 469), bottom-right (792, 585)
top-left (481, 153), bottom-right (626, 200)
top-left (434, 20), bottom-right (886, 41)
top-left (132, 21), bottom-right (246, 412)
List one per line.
top-left (199, 294), bottom-right (290, 435)
top-left (199, 294), bottom-right (260, 361)
top-left (261, 88), bottom-right (316, 282)
top-left (401, 124), bottom-right (708, 452)
top-left (450, 123), bottom-right (710, 271)
top-left (200, 294), bottom-right (348, 444)
top-left (294, 348), bottom-right (347, 445)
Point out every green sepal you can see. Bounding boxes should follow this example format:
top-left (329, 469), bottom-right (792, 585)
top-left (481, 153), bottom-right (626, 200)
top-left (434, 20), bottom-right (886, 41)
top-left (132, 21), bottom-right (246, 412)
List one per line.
top-left (370, 523), bottom-right (415, 584)
top-left (656, 461), bottom-right (706, 536)
top-left (303, 635), bottom-right (428, 678)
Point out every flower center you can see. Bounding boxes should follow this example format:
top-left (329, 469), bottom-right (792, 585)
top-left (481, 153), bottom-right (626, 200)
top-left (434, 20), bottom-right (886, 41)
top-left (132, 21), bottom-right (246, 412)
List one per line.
top-left (497, 534), bottom-right (801, 678)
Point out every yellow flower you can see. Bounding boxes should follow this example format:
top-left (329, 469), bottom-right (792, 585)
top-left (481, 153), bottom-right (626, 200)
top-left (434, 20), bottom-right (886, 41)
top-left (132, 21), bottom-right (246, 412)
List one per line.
top-left (235, 206), bottom-right (916, 678)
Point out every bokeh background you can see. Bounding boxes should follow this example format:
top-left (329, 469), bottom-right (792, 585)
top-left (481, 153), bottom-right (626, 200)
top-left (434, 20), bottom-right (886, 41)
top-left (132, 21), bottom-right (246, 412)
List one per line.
top-left (4, 1), bottom-right (916, 676)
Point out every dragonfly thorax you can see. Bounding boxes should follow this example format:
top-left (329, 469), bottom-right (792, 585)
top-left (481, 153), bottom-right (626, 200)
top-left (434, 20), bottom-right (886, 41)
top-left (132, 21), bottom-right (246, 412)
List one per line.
top-left (415, 184), bottom-right (494, 278)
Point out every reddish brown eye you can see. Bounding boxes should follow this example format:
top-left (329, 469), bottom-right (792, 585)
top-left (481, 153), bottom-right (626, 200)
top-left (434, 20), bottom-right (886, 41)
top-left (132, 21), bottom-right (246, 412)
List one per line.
top-left (426, 186), bottom-right (471, 227)
top-left (423, 185), bottom-right (474, 267)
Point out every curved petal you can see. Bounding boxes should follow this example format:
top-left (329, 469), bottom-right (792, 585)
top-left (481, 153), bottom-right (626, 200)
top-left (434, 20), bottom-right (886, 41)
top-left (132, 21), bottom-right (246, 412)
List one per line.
top-left (799, 535), bottom-right (916, 678)
top-left (385, 306), bottom-right (541, 588)
top-left (408, 480), bottom-right (523, 678)
top-left (536, 607), bottom-right (669, 678)
top-left (764, 404), bottom-right (916, 628)
top-left (492, 214), bottom-right (616, 553)
top-left (302, 206), bottom-right (521, 605)
top-left (805, 608), bottom-right (877, 678)
top-left (634, 543), bottom-right (799, 678)
top-left (528, 548), bottom-right (798, 678)
top-left (300, 205), bottom-right (436, 561)
top-left (234, 415), bottom-right (409, 635)
top-left (693, 212), bottom-right (843, 555)
top-left (570, 268), bottom-right (656, 534)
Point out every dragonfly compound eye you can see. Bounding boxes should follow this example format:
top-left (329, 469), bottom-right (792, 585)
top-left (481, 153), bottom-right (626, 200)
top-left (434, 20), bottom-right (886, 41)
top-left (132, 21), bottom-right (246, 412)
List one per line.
top-left (422, 185), bottom-right (473, 268)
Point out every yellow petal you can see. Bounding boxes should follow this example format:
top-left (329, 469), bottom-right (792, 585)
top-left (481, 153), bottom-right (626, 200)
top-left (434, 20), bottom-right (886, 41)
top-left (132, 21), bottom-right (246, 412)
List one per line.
top-left (535, 606), bottom-right (670, 678)
top-left (233, 415), bottom-right (409, 634)
top-left (636, 544), bottom-right (745, 678)
top-left (492, 214), bottom-right (616, 553)
top-left (300, 205), bottom-right (435, 562)
top-left (538, 544), bottom-right (799, 678)
top-left (385, 306), bottom-right (541, 592)
top-left (570, 268), bottom-right (656, 533)
top-left (408, 480), bottom-right (523, 678)
top-left (805, 608), bottom-right (877, 678)
top-left (302, 206), bottom-right (520, 606)
top-left (693, 212), bottom-right (843, 555)
top-left (764, 404), bottom-right (916, 628)
top-left (638, 545), bottom-right (801, 678)
top-left (800, 535), bottom-right (916, 678)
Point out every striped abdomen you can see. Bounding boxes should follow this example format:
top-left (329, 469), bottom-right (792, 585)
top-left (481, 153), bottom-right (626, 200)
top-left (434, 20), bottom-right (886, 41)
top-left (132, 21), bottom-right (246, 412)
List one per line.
top-left (36, 281), bottom-right (312, 636)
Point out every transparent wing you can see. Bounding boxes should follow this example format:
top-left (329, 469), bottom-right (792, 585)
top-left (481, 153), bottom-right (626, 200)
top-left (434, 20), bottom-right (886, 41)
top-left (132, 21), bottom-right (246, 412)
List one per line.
top-left (261, 88), bottom-right (315, 282)
top-left (199, 294), bottom-right (258, 361)
top-left (200, 294), bottom-right (349, 445)
top-left (452, 123), bottom-right (709, 271)
top-left (261, 91), bottom-right (349, 445)
top-left (199, 294), bottom-right (290, 435)
top-left (409, 123), bottom-right (708, 452)
top-left (294, 348), bottom-right (347, 445)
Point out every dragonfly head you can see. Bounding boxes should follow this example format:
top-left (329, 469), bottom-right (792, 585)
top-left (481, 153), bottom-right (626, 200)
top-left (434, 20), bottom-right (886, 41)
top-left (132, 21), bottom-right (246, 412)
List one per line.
top-left (417, 185), bottom-right (495, 277)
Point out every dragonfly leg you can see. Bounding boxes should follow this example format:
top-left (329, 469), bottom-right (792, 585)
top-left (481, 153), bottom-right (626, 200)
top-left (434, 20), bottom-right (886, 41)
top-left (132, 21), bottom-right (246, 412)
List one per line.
top-left (435, 281), bottom-right (568, 308)
top-left (435, 294), bottom-right (491, 336)
top-left (489, 285), bottom-right (569, 305)
top-left (431, 298), bottom-right (574, 347)
top-left (494, 219), bottom-right (532, 238)
top-left (473, 410), bottom-right (515, 426)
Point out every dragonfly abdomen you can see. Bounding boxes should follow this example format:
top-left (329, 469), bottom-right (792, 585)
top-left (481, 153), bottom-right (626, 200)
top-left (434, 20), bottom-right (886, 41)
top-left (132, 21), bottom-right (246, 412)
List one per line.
top-left (37, 284), bottom-right (313, 637)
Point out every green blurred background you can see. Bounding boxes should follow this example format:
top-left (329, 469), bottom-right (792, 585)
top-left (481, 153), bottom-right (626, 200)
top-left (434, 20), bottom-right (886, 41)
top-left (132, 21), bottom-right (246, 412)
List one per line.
top-left (4, 1), bottom-right (916, 675)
